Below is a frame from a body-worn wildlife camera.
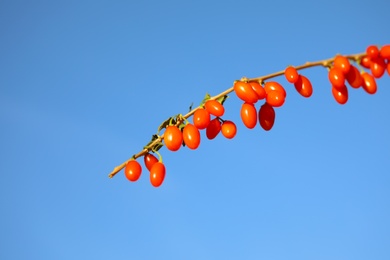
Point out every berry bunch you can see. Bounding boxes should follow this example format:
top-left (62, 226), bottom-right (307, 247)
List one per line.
top-left (111, 44), bottom-right (389, 188)
top-left (329, 45), bottom-right (390, 104)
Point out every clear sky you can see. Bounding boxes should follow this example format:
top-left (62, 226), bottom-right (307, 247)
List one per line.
top-left (1, 0), bottom-right (389, 259)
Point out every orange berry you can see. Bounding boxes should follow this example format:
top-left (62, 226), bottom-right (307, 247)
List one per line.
top-left (266, 90), bottom-right (285, 107)
top-left (366, 45), bottom-right (379, 59)
top-left (360, 56), bottom-right (372, 69)
top-left (193, 108), bottom-right (210, 129)
top-left (234, 81), bottom-right (258, 104)
top-left (248, 81), bottom-right (266, 100)
top-left (205, 100), bottom-right (224, 117)
top-left (183, 123), bottom-right (201, 150)
top-left (379, 44), bottom-right (390, 59)
top-left (387, 61), bottom-right (390, 76)
top-left (370, 57), bottom-right (386, 78)
top-left (164, 125), bottom-right (183, 151)
top-left (328, 67), bottom-right (345, 89)
top-left (284, 66), bottom-right (299, 84)
top-left (333, 55), bottom-right (351, 74)
top-left (221, 120), bottom-right (237, 139)
top-left (264, 81), bottom-right (287, 97)
top-left (150, 162), bottom-right (166, 187)
top-left (240, 102), bottom-right (257, 129)
top-left (361, 72), bottom-right (377, 94)
top-left (124, 160), bottom-right (142, 182)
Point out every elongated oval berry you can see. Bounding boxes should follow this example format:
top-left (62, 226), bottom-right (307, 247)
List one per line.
top-left (264, 81), bottom-right (287, 97)
top-left (205, 100), bottom-right (224, 117)
top-left (183, 123), bottom-right (201, 150)
top-left (144, 153), bottom-right (158, 171)
top-left (193, 108), bottom-right (210, 129)
top-left (345, 65), bottom-right (363, 88)
top-left (328, 67), bottom-right (345, 89)
top-left (206, 118), bottom-right (221, 140)
top-left (332, 85), bottom-right (348, 105)
top-left (258, 102), bottom-right (275, 131)
top-left (266, 90), bottom-right (285, 107)
top-left (370, 57), bottom-right (386, 78)
top-left (248, 81), bottom-right (266, 100)
top-left (387, 61), bottom-right (390, 76)
top-left (240, 102), bottom-right (257, 129)
top-left (294, 75), bottom-right (313, 98)
top-left (221, 120), bottom-right (237, 139)
top-left (124, 160), bottom-right (142, 182)
top-left (361, 72), bottom-right (377, 94)
top-left (150, 162), bottom-right (166, 187)
top-left (366, 45), bottom-right (379, 59)
top-left (380, 44), bottom-right (390, 59)
top-left (333, 55), bottom-right (351, 75)
top-left (360, 56), bottom-right (372, 69)
top-left (164, 125), bottom-right (183, 151)
top-left (284, 66), bottom-right (299, 83)
top-left (234, 81), bottom-right (258, 104)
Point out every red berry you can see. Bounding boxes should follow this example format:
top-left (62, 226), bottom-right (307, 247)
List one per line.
top-left (144, 153), bottom-right (158, 171)
top-left (345, 65), bottom-right (363, 89)
top-left (294, 75), bottom-right (313, 98)
top-left (206, 118), bottom-right (221, 140)
top-left (258, 102), bottom-right (275, 131)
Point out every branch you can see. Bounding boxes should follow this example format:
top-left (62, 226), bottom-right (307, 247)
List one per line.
top-left (108, 52), bottom-right (366, 178)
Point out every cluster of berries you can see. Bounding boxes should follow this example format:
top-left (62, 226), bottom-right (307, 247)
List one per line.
top-left (124, 98), bottom-right (237, 187)
top-left (328, 45), bottom-right (390, 104)
top-left (120, 44), bottom-right (389, 188)
top-left (234, 70), bottom-right (310, 132)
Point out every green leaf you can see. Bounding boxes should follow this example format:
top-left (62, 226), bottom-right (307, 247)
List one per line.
top-left (151, 142), bottom-right (163, 152)
top-left (144, 134), bottom-right (159, 149)
top-left (178, 121), bottom-right (186, 131)
top-left (199, 92), bottom-right (211, 107)
top-left (157, 117), bottom-right (174, 134)
top-left (216, 95), bottom-right (228, 105)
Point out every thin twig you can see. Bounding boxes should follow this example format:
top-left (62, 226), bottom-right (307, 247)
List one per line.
top-left (108, 52), bottom-right (365, 178)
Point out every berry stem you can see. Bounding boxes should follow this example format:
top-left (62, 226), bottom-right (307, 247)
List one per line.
top-left (108, 51), bottom-right (365, 178)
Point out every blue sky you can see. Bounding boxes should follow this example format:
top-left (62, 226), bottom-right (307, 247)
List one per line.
top-left (1, 0), bottom-right (389, 259)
